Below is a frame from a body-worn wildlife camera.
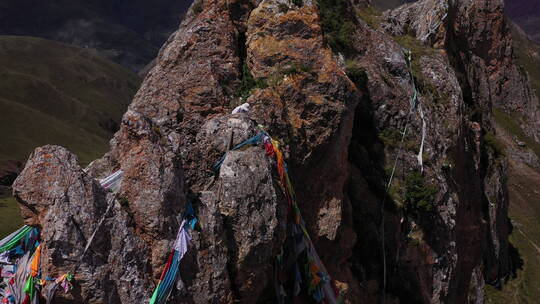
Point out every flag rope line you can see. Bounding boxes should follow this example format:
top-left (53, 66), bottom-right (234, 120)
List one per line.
top-left (148, 204), bottom-right (198, 304)
top-left (214, 130), bottom-right (341, 303)
top-left (381, 50), bottom-right (419, 303)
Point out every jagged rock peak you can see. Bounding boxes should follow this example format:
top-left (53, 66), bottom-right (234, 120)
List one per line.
top-left (8, 0), bottom-right (531, 302)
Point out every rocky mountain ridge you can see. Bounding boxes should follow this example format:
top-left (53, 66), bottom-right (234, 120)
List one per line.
top-left (8, 0), bottom-right (538, 303)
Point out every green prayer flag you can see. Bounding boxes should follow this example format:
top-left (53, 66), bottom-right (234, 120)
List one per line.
top-left (149, 284), bottom-right (160, 304)
top-left (24, 276), bottom-right (35, 300)
top-left (0, 226), bottom-right (33, 253)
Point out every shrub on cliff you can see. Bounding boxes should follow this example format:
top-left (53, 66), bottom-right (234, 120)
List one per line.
top-left (345, 59), bottom-right (368, 88)
top-left (404, 171), bottom-right (438, 216)
top-left (317, 0), bottom-right (354, 52)
top-left (484, 131), bottom-right (506, 159)
top-left (192, 0), bottom-right (203, 15)
top-left (235, 62), bottom-right (267, 101)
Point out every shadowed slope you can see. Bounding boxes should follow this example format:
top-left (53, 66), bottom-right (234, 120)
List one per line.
top-left (0, 36), bottom-right (141, 167)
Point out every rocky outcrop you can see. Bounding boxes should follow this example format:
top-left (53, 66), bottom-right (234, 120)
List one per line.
top-left (383, 0), bottom-right (540, 140)
top-left (9, 0), bottom-right (528, 303)
top-left (346, 0), bottom-right (516, 302)
top-left (13, 146), bottom-right (152, 303)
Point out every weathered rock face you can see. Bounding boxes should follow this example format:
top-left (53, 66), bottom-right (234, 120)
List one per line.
top-left (347, 0), bottom-right (516, 302)
top-left (13, 146), bottom-right (152, 303)
top-left (350, 8), bottom-right (469, 303)
top-left (244, 2), bottom-right (361, 296)
top-left (10, 0), bottom-right (530, 303)
top-left (384, 0), bottom-right (540, 140)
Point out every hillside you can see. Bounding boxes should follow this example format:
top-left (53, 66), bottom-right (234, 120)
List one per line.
top-left (512, 25), bottom-right (540, 99)
top-left (0, 36), bottom-right (141, 166)
top-left (505, 0), bottom-right (540, 43)
top-left (0, 36), bottom-right (141, 238)
top-left (0, 0), bottom-right (190, 71)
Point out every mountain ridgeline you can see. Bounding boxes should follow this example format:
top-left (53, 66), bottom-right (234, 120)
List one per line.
top-left (6, 0), bottom-right (540, 303)
top-left (0, 0), bottom-right (191, 71)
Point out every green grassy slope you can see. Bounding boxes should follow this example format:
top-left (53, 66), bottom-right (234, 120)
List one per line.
top-left (512, 25), bottom-right (540, 98)
top-left (0, 36), bottom-right (141, 166)
top-left (0, 36), bottom-right (140, 238)
top-left (0, 189), bottom-right (22, 238)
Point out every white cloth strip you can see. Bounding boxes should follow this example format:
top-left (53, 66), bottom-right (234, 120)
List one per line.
top-left (100, 170), bottom-right (123, 187)
top-left (100, 170), bottom-right (124, 191)
top-left (417, 104), bottom-right (427, 172)
top-left (7, 251), bottom-right (32, 303)
top-left (173, 220), bottom-right (192, 261)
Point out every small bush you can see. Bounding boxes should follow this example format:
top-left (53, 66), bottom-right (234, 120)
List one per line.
top-left (192, 0), bottom-right (203, 15)
top-left (317, 0), bottom-right (355, 53)
top-left (356, 6), bottom-right (382, 28)
top-left (282, 62), bottom-right (312, 75)
top-left (388, 180), bottom-right (404, 207)
top-left (380, 127), bottom-right (418, 152)
top-left (235, 62), bottom-right (267, 101)
top-left (393, 35), bottom-right (435, 79)
top-left (118, 197), bottom-right (129, 208)
top-left (380, 128), bottom-right (402, 147)
top-left (484, 131), bottom-right (506, 158)
top-left (345, 59), bottom-right (368, 88)
top-left (404, 171), bottom-right (438, 215)
top-left (278, 3), bottom-right (289, 13)
top-left (407, 228), bottom-right (424, 247)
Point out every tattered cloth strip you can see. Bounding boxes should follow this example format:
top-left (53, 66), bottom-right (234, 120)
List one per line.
top-left (42, 274), bottom-right (73, 304)
top-left (0, 228), bottom-right (72, 304)
top-left (265, 138), bottom-right (340, 304)
top-left (213, 131), bottom-right (341, 303)
top-left (100, 170), bottom-right (124, 192)
top-left (0, 226), bottom-right (40, 303)
top-left (5, 251), bottom-right (33, 304)
top-left (149, 203), bottom-right (198, 304)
